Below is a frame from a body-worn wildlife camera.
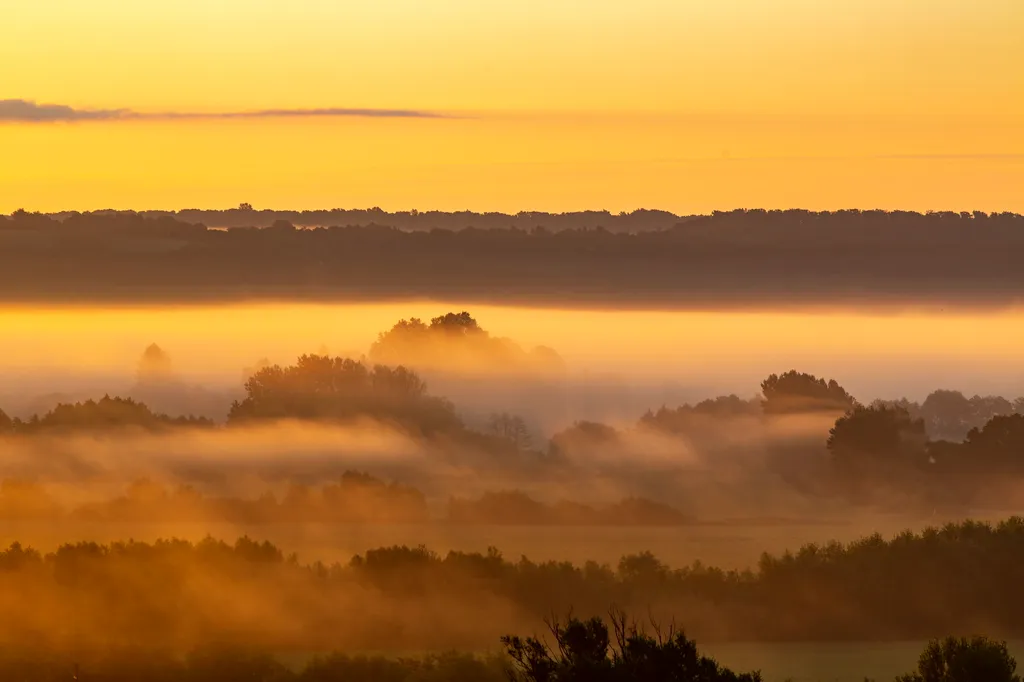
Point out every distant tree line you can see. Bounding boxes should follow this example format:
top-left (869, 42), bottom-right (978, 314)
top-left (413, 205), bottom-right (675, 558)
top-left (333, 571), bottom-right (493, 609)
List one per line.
top-left (0, 396), bottom-right (212, 434)
top-left (6, 361), bottom-right (1017, 447)
top-left (640, 371), bottom-right (1024, 436)
top-left (629, 370), bottom-right (1024, 506)
top-left (873, 390), bottom-right (1024, 441)
top-left (42, 206), bottom-right (686, 232)
top-left (3, 209), bottom-right (1024, 304)
top-left (4, 519), bottom-right (1024, 649)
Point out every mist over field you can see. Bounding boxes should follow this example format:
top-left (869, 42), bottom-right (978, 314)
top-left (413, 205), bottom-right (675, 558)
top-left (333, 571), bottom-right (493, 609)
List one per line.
top-left (1, 254), bottom-right (1024, 681)
top-left (0, 304), bottom-right (1022, 560)
top-left (7, 0), bottom-right (1024, 673)
top-left (2, 209), bottom-right (1024, 682)
top-left (3, 301), bottom-right (1024, 416)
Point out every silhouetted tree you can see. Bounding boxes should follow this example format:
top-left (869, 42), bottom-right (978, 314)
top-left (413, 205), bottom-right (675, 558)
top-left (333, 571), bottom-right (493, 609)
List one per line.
top-left (875, 391), bottom-right (1020, 442)
top-left (227, 354), bottom-right (461, 435)
top-left (827, 404), bottom-right (928, 469)
top-left (920, 390), bottom-right (975, 441)
top-left (12, 395), bottom-right (211, 433)
top-left (971, 395), bottom-right (1016, 426)
top-left (962, 414), bottom-right (1024, 473)
top-left (503, 613), bottom-right (762, 682)
top-left (760, 371), bottom-right (856, 415)
top-left (430, 311), bottom-right (482, 335)
top-left (896, 636), bottom-right (1019, 682)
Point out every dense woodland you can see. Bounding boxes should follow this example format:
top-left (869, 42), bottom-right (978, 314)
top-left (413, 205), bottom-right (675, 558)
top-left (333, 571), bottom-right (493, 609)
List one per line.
top-left (50, 206), bottom-right (688, 232)
top-left (3, 209), bottom-right (1024, 304)
top-left (3, 519), bottom-right (1024, 650)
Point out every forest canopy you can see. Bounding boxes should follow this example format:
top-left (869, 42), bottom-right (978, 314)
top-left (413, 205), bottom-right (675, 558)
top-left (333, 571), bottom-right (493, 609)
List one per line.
top-left (3, 209), bottom-right (1024, 305)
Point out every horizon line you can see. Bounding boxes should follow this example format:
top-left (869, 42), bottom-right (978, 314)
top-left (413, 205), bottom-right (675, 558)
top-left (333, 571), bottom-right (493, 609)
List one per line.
top-left (0, 99), bottom-right (451, 123)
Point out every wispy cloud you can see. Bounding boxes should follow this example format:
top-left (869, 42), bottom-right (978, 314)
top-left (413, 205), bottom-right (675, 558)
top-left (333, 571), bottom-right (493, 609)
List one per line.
top-left (0, 100), bottom-right (129, 122)
top-left (0, 99), bottom-right (445, 123)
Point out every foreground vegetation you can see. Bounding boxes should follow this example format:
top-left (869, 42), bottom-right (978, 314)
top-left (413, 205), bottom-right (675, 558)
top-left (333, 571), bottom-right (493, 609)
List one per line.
top-left (0, 623), bottom-right (1015, 682)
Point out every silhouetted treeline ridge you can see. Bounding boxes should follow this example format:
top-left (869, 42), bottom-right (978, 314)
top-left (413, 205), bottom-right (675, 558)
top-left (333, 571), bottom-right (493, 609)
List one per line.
top-left (0, 395), bottom-right (213, 434)
top-left (638, 376), bottom-right (1024, 446)
top-left (45, 206), bottom-right (688, 232)
top-left (7, 519), bottom-right (1024, 648)
top-left (631, 370), bottom-right (1024, 507)
top-left (4, 209), bottom-right (1024, 304)
top-left (873, 390), bottom-right (1024, 442)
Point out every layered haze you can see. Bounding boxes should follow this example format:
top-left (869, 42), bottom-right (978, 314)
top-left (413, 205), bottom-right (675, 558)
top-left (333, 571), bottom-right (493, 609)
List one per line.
top-left (2, 304), bottom-right (1023, 570)
top-left (6, 0), bottom-right (1024, 672)
top-left (3, 303), bottom-right (1023, 418)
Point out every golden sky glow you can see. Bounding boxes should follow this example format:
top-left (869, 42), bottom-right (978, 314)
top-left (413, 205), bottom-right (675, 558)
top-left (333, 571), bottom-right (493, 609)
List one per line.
top-left (2, 0), bottom-right (1023, 212)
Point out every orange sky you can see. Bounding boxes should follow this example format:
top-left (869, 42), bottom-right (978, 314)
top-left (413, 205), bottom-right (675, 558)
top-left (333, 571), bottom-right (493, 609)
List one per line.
top-left (2, 0), bottom-right (1022, 213)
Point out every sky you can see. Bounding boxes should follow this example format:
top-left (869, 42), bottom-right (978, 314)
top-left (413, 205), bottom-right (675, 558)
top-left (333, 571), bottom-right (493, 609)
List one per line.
top-left (2, 0), bottom-right (1022, 213)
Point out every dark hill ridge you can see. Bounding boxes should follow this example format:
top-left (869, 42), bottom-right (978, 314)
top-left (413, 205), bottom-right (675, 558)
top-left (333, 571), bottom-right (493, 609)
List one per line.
top-left (2, 208), bottom-right (1023, 307)
top-left (46, 207), bottom-right (688, 232)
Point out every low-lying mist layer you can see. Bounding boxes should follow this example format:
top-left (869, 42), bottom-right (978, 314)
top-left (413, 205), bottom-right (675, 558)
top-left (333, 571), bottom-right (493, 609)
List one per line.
top-left (1, 309), bottom-right (1024, 593)
top-left (0, 413), bottom-right (834, 524)
top-left (0, 472), bottom-right (693, 528)
top-left (4, 340), bottom-right (1024, 528)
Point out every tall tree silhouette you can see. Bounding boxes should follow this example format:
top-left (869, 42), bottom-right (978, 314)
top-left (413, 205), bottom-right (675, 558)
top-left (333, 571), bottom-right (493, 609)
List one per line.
top-left (228, 354), bottom-right (461, 435)
top-left (761, 371), bottom-right (856, 415)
